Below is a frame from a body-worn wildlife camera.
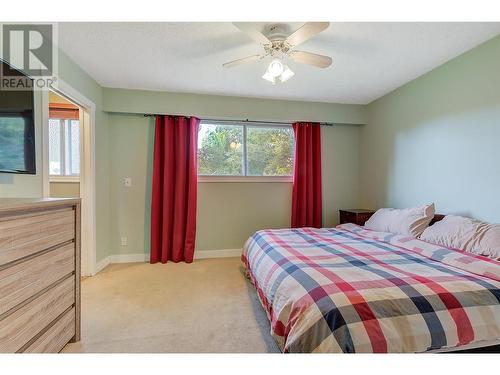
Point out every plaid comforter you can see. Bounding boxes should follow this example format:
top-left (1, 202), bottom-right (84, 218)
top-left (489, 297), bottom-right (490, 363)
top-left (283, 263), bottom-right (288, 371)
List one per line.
top-left (242, 223), bottom-right (500, 353)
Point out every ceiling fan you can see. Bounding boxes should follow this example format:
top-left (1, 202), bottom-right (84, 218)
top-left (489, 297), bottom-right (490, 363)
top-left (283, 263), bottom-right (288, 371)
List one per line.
top-left (223, 22), bottom-right (332, 84)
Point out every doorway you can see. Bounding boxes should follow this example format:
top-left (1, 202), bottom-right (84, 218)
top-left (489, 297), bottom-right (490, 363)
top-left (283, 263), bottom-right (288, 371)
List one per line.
top-left (42, 82), bottom-right (96, 276)
top-left (47, 91), bottom-right (81, 198)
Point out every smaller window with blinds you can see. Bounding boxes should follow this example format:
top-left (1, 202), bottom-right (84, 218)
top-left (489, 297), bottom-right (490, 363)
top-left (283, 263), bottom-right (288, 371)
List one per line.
top-left (48, 103), bottom-right (80, 180)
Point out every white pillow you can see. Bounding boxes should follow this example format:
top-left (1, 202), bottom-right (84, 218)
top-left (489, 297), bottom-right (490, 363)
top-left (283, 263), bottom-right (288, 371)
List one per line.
top-left (421, 215), bottom-right (500, 259)
top-left (469, 223), bottom-right (500, 259)
top-left (364, 203), bottom-right (435, 237)
top-left (420, 215), bottom-right (478, 250)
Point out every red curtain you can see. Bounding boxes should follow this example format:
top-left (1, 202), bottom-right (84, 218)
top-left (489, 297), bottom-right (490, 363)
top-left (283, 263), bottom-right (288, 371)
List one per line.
top-left (291, 122), bottom-right (323, 228)
top-left (150, 115), bottom-right (200, 263)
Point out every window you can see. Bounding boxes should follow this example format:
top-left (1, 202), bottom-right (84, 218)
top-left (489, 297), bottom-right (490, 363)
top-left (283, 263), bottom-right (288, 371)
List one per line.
top-left (49, 118), bottom-right (80, 177)
top-left (197, 121), bottom-right (294, 179)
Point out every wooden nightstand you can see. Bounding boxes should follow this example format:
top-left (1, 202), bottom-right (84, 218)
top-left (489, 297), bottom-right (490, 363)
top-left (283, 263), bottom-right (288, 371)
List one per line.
top-left (339, 209), bottom-right (376, 226)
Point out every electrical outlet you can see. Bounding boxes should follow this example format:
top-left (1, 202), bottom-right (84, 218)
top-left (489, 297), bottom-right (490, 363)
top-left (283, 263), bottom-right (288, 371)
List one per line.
top-left (124, 177), bottom-right (132, 187)
top-left (121, 237), bottom-right (128, 246)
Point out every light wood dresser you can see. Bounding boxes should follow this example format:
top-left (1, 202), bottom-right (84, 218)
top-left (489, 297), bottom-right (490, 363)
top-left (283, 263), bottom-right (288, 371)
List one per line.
top-left (0, 198), bottom-right (81, 353)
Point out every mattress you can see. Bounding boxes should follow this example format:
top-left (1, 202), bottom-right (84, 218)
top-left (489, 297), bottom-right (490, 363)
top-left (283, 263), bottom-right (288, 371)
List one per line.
top-left (242, 223), bottom-right (500, 353)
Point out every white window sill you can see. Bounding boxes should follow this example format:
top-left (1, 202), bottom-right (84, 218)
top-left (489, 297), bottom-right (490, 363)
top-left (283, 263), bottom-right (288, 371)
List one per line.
top-left (50, 176), bottom-right (80, 183)
top-left (198, 176), bottom-right (293, 183)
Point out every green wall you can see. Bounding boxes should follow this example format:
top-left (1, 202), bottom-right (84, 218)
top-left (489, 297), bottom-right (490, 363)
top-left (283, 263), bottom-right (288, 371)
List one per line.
top-left (106, 105), bottom-right (362, 256)
top-left (0, 40), bottom-right (364, 260)
top-left (57, 51), bottom-right (111, 263)
top-left (103, 88), bottom-right (366, 124)
top-left (108, 114), bottom-right (154, 256)
top-left (0, 35), bottom-right (111, 263)
top-left (3, 27), bottom-right (499, 262)
top-left (360, 35), bottom-right (500, 222)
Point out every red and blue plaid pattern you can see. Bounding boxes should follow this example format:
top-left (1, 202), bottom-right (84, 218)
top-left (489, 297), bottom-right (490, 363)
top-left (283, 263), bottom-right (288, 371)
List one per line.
top-left (242, 224), bottom-right (500, 353)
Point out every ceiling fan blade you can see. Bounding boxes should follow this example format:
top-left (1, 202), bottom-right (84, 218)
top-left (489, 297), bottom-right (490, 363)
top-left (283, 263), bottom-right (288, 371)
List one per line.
top-left (285, 22), bottom-right (330, 47)
top-left (232, 22), bottom-right (271, 45)
top-left (289, 50), bottom-right (332, 68)
top-left (222, 54), bottom-right (263, 68)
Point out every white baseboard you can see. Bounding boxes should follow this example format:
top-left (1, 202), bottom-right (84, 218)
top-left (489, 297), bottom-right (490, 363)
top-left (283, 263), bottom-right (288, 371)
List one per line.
top-left (94, 253), bottom-right (147, 274)
top-left (194, 248), bottom-right (242, 259)
top-left (108, 253), bottom-right (149, 263)
top-left (94, 249), bottom-right (241, 274)
top-left (95, 256), bottom-right (110, 274)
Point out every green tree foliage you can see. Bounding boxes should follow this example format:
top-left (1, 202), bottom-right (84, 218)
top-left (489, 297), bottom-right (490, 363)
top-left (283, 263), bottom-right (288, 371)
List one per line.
top-left (247, 127), bottom-right (293, 176)
top-left (198, 125), bottom-right (243, 175)
top-left (197, 124), bottom-right (294, 176)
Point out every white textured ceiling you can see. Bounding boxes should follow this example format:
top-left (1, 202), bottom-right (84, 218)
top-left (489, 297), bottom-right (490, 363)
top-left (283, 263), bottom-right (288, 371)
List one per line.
top-left (58, 22), bottom-right (500, 104)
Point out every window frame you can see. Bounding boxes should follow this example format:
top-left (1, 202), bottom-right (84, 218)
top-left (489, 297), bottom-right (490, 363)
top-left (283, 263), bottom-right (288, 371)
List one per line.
top-left (197, 120), bottom-right (294, 183)
top-left (48, 117), bottom-right (80, 182)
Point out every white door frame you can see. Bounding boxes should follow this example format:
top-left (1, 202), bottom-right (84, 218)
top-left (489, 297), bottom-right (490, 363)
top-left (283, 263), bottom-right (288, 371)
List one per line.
top-left (42, 79), bottom-right (97, 276)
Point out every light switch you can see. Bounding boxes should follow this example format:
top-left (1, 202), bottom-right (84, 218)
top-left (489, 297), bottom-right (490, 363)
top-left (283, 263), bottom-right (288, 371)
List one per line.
top-left (124, 177), bottom-right (132, 187)
top-left (121, 237), bottom-right (128, 246)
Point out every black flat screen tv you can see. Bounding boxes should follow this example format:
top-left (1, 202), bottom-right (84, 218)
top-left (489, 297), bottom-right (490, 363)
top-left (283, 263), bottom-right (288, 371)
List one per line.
top-left (0, 60), bottom-right (36, 174)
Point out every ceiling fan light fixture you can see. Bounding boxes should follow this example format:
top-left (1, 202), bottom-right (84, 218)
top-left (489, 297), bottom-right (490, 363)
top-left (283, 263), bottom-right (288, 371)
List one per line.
top-left (279, 65), bottom-right (295, 82)
top-left (225, 23), bottom-right (332, 84)
top-left (267, 58), bottom-right (284, 77)
top-left (262, 69), bottom-right (276, 84)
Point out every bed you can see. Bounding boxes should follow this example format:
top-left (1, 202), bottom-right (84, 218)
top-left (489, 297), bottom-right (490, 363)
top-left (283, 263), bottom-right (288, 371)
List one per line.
top-left (242, 219), bottom-right (500, 353)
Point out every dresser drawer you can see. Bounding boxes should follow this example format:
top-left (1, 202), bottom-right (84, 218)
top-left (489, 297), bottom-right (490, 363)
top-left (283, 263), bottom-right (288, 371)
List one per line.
top-left (23, 307), bottom-right (75, 353)
top-left (339, 210), bottom-right (375, 226)
top-left (339, 211), bottom-right (356, 224)
top-left (356, 213), bottom-right (374, 225)
top-left (0, 243), bottom-right (75, 316)
top-left (0, 276), bottom-right (74, 352)
top-left (0, 208), bottom-right (75, 266)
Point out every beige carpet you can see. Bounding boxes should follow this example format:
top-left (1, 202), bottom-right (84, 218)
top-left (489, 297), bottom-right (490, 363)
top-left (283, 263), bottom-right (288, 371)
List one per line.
top-left (63, 257), bottom-right (280, 353)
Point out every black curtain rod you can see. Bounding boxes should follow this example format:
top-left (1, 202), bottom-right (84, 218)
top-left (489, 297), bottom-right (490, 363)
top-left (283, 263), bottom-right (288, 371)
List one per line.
top-left (143, 114), bottom-right (335, 126)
